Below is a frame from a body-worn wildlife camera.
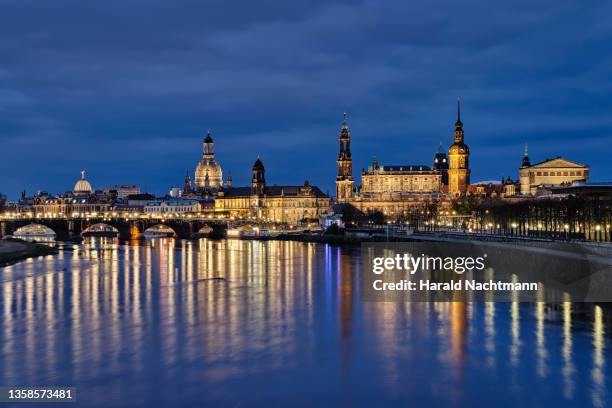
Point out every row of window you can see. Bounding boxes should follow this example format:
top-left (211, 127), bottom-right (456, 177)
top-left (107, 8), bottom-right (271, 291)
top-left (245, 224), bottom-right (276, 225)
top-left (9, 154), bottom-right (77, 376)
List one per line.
top-left (535, 170), bottom-right (585, 177)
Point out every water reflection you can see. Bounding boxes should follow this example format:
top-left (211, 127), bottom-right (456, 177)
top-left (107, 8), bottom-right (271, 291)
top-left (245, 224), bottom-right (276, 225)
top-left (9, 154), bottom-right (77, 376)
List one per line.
top-left (0, 238), bottom-right (610, 407)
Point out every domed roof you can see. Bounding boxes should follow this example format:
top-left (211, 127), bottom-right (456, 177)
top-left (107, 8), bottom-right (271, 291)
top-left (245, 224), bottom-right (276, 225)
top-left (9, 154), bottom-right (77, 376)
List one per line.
top-left (449, 142), bottom-right (469, 155)
top-left (73, 170), bottom-right (93, 194)
top-left (195, 158), bottom-right (223, 189)
top-left (252, 157), bottom-right (264, 170)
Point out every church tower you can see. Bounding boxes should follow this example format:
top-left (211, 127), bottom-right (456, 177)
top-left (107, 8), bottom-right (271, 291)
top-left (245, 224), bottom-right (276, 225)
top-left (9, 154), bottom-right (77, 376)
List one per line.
top-left (519, 143), bottom-right (531, 195)
top-left (448, 99), bottom-right (470, 196)
top-left (336, 113), bottom-right (354, 202)
top-left (251, 157), bottom-right (266, 196)
top-left (433, 142), bottom-right (449, 185)
top-left (184, 172), bottom-right (192, 194)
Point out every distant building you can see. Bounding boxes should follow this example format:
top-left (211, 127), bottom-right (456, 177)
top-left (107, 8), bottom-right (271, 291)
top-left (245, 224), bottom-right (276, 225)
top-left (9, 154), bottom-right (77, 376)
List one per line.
top-left (31, 171), bottom-right (111, 216)
top-left (126, 193), bottom-right (156, 207)
top-left (333, 113), bottom-right (451, 218)
top-left (518, 148), bottom-right (589, 195)
top-left (144, 199), bottom-right (202, 214)
top-left (101, 185), bottom-right (140, 199)
top-left (361, 160), bottom-right (441, 196)
top-left (168, 187), bottom-right (183, 198)
top-left (467, 177), bottom-right (517, 199)
top-left (215, 158), bottom-right (330, 225)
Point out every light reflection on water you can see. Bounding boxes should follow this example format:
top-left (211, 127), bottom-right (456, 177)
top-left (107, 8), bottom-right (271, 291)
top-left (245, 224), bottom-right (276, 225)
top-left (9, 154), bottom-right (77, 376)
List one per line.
top-left (0, 237), bottom-right (610, 407)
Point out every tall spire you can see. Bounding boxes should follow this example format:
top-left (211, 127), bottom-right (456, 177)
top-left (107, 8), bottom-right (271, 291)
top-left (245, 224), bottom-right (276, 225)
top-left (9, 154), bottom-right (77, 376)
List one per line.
top-left (455, 97), bottom-right (463, 127)
top-left (341, 112), bottom-right (349, 130)
top-left (457, 97), bottom-right (461, 120)
top-left (521, 142), bottom-right (531, 167)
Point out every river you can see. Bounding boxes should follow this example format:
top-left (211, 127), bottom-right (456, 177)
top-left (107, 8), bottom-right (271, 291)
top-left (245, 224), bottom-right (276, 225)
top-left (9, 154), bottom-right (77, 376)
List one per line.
top-left (0, 238), bottom-right (609, 407)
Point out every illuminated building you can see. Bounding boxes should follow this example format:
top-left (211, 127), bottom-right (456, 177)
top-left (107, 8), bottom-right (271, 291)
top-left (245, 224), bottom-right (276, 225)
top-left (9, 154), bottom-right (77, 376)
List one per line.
top-left (194, 130), bottom-right (223, 191)
top-left (333, 114), bottom-right (451, 217)
top-left (519, 147), bottom-right (589, 195)
top-left (31, 171), bottom-right (111, 215)
top-left (215, 158), bottom-right (330, 225)
top-left (144, 199), bottom-right (202, 214)
top-left (336, 113), bottom-right (355, 203)
top-left (99, 185), bottom-right (141, 199)
top-left (448, 99), bottom-right (470, 196)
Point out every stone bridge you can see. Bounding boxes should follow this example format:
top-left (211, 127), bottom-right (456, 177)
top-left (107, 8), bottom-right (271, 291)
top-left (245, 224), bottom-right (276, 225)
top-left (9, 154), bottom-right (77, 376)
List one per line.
top-left (0, 217), bottom-right (229, 240)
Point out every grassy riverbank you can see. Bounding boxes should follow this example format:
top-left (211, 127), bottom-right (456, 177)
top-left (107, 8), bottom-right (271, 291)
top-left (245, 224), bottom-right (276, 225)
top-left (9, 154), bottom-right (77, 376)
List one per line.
top-left (0, 239), bottom-right (57, 267)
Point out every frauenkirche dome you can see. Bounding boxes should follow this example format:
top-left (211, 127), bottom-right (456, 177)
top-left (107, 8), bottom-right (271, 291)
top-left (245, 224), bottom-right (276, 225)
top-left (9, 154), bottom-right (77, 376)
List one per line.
top-left (195, 131), bottom-right (223, 190)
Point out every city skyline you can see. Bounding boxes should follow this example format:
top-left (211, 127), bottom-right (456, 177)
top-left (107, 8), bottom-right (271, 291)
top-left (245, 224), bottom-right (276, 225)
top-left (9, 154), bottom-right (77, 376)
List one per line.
top-left (2, 0), bottom-right (612, 198)
top-left (1, 107), bottom-right (601, 199)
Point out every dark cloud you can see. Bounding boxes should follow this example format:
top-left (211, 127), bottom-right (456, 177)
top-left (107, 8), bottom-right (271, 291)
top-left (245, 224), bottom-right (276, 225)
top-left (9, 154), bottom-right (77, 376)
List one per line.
top-left (1, 0), bottom-right (611, 197)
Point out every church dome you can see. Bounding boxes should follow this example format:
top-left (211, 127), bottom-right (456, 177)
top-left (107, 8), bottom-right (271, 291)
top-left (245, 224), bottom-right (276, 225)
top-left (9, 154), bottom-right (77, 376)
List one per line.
top-left (194, 130), bottom-right (223, 190)
top-left (195, 159), bottom-right (223, 189)
top-left (73, 170), bottom-right (93, 194)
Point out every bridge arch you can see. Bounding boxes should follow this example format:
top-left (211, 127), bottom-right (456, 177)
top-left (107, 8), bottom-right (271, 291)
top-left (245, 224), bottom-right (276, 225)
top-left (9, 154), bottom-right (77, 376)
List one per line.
top-left (198, 225), bottom-right (214, 234)
top-left (82, 223), bottom-right (120, 237)
top-left (13, 223), bottom-right (57, 239)
top-left (144, 224), bottom-right (176, 237)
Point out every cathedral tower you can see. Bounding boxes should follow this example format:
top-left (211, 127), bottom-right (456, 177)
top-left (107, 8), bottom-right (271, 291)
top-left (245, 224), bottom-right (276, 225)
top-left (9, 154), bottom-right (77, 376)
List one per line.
top-left (336, 113), bottom-right (354, 202)
top-left (251, 157), bottom-right (266, 196)
top-left (448, 99), bottom-right (470, 196)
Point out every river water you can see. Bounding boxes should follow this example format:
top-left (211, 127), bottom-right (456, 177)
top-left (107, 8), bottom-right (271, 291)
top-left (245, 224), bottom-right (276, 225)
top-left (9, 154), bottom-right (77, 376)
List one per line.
top-left (0, 238), bottom-right (609, 407)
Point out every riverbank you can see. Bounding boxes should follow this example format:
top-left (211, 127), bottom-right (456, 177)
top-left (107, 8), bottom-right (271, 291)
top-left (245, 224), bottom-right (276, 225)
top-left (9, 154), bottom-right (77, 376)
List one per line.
top-left (0, 239), bottom-right (57, 267)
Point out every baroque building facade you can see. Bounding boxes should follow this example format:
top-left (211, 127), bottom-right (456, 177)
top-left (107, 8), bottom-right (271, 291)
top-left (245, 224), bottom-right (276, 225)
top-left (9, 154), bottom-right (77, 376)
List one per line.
top-left (215, 158), bottom-right (330, 225)
top-left (518, 147), bottom-right (589, 195)
top-left (31, 171), bottom-right (111, 216)
top-left (334, 114), bottom-right (451, 217)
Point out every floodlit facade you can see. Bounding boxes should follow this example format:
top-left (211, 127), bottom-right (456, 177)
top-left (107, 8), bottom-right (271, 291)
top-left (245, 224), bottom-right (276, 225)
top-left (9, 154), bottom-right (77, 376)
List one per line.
top-left (519, 151), bottom-right (589, 195)
top-left (144, 199), bottom-right (202, 214)
top-left (215, 158), bottom-right (330, 225)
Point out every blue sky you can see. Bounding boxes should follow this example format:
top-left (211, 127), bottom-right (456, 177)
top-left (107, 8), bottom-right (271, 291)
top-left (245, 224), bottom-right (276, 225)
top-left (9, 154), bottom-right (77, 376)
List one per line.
top-left (1, 0), bottom-right (611, 198)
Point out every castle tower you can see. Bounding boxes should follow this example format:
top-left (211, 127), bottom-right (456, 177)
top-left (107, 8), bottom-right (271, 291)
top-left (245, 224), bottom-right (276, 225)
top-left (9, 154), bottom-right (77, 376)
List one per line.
top-left (448, 99), bottom-right (470, 196)
top-left (433, 142), bottom-right (449, 185)
top-left (336, 113), bottom-right (354, 202)
top-left (519, 143), bottom-right (531, 195)
top-left (251, 157), bottom-right (265, 196)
